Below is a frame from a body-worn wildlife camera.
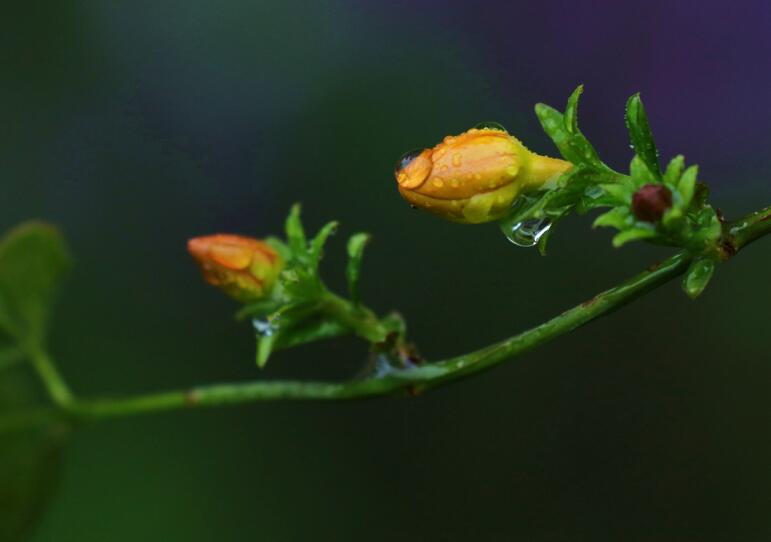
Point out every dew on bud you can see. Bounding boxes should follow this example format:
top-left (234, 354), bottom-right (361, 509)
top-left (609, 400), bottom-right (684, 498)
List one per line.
top-left (252, 318), bottom-right (278, 337)
top-left (394, 149), bottom-right (423, 174)
top-left (473, 121), bottom-right (508, 132)
top-left (499, 217), bottom-right (552, 247)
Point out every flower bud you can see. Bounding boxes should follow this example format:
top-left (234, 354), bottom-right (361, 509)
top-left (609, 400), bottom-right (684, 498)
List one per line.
top-left (632, 184), bottom-right (672, 222)
top-left (188, 234), bottom-right (283, 303)
top-left (395, 126), bottom-right (571, 224)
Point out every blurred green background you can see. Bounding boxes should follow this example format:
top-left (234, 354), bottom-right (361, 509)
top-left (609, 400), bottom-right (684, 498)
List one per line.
top-left (2, 1), bottom-right (771, 540)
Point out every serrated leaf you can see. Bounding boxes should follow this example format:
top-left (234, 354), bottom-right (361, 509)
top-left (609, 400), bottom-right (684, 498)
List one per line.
top-left (346, 233), bottom-right (370, 305)
top-left (564, 84), bottom-right (583, 135)
top-left (625, 94), bottom-right (661, 179)
top-left (592, 207), bottom-right (631, 230)
top-left (284, 204), bottom-right (307, 259)
top-left (682, 258), bottom-right (715, 299)
top-left (535, 90), bottom-right (607, 171)
top-left (308, 221), bottom-right (338, 273)
top-left (663, 155), bottom-right (685, 187)
top-left (0, 222), bottom-right (71, 347)
top-left (678, 165), bottom-right (699, 208)
top-left (612, 227), bottom-right (656, 247)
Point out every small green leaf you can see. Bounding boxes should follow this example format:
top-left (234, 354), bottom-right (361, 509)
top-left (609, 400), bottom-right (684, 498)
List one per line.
top-left (256, 333), bottom-right (276, 368)
top-left (598, 183), bottom-right (632, 205)
top-left (592, 207), bottom-right (631, 230)
top-left (564, 84), bottom-right (583, 135)
top-left (682, 258), bottom-right (715, 299)
top-left (663, 155), bottom-right (685, 187)
top-left (264, 236), bottom-right (291, 262)
top-left (678, 165), bottom-right (699, 208)
top-left (625, 93), bottom-right (661, 178)
top-left (284, 204), bottom-right (307, 259)
top-left (346, 233), bottom-right (370, 305)
top-left (629, 155), bottom-right (655, 188)
top-left (612, 227), bottom-right (656, 247)
top-left (272, 316), bottom-right (349, 351)
top-left (535, 88), bottom-right (608, 172)
top-left (0, 222), bottom-right (71, 347)
top-left (308, 221), bottom-right (338, 272)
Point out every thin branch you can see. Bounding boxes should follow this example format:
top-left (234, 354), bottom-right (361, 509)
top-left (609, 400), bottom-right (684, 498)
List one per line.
top-left (3, 205), bottom-right (770, 433)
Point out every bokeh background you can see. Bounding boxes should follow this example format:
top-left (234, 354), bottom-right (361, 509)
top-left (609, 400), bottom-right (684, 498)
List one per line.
top-left (3, 1), bottom-right (771, 540)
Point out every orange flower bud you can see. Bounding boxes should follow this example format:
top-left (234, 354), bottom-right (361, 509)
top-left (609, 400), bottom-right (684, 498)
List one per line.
top-left (395, 126), bottom-right (571, 223)
top-left (188, 234), bottom-right (283, 303)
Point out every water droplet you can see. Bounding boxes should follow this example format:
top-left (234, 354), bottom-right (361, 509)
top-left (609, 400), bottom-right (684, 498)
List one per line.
top-left (452, 153), bottom-right (462, 167)
top-left (431, 177), bottom-right (444, 188)
top-left (450, 178), bottom-right (460, 188)
top-left (253, 318), bottom-right (277, 337)
top-left (584, 186), bottom-right (604, 199)
top-left (499, 217), bottom-right (552, 247)
top-left (394, 149), bottom-right (422, 174)
top-left (473, 121), bottom-right (508, 132)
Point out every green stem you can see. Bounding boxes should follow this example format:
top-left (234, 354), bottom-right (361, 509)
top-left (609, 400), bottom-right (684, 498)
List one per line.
top-left (26, 346), bottom-right (73, 407)
top-left (323, 292), bottom-right (390, 343)
top-left (3, 205), bottom-right (769, 432)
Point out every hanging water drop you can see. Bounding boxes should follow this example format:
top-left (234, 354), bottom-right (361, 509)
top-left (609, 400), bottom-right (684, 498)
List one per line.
top-left (473, 121), bottom-right (508, 132)
top-left (499, 217), bottom-right (552, 247)
top-left (394, 149), bottom-right (423, 174)
top-left (252, 318), bottom-right (277, 337)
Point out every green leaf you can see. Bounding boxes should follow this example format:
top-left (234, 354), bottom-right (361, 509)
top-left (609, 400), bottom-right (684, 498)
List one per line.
top-left (678, 165), bottom-right (699, 208)
top-left (629, 155), bottom-right (655, 188)
top-left (284, 204), bottom-right (307, 259)
top-left (535, 86), bottom-right (607, 171)
top-left (256, 333), bottom-right (277, 368)
top-left (592, 207), bottom-right (632, 230)
top-left (0, 369), bottom-right (70, 541)
top-left (598, 183), bottom-right (633, 205)
top-left (625, 93), bottom-right (661, 178)
top-left (682, 258), bottom-right (715, 299)
top-left (264, 236), bottom-right (291, 262)
top-left (253, 302), bottom-right (351, 367)
top-left (612, 227), bottom-right (656, 247)
top-left (345, 233), bottom-right (370, 305)
top-left (272, 316), bottom-right (349, 351)
top-left (0, 222), bottom-right (72, 347)
top-left (308, 221), bottom-right (338, 271)
top-left (663, 155), bottom-right (685, 187)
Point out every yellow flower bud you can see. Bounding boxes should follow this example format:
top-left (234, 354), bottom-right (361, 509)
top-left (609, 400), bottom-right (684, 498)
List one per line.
top-left (395, 126), bottom-right (572, 223)
top-left (188, 234), bottom-right (283, 303)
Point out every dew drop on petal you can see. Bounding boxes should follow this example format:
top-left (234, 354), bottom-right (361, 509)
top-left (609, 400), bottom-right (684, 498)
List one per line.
top-left (394, 149), bottom-right (423, 174)
top-left (473, 121), bottom-right (508, 132)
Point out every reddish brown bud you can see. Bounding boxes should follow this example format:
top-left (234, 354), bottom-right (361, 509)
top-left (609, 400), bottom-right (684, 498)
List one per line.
top-left (632, 184), bottom-right (672, 222)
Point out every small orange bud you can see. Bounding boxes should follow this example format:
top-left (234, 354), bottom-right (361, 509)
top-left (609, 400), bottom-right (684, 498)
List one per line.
top-left (395, 126), bottom-right (571, 223)
top-left (188, 234), bottom-right (283, 303)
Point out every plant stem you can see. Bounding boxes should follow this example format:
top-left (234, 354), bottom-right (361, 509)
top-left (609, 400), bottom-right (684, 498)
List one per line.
top-left (2, 205), bottom-right (770, 432)
top-left (26, 346), bottom-right (73, 407)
